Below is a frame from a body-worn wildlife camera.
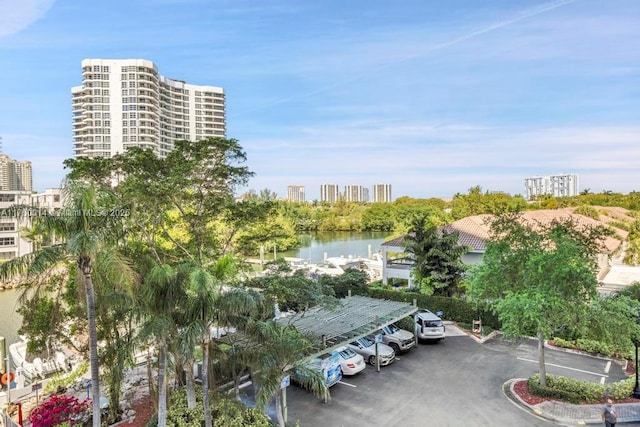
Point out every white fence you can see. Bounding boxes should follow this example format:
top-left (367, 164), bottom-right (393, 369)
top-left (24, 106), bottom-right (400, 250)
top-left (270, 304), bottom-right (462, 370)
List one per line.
top-left (1, 410), bottom-right (21, 427)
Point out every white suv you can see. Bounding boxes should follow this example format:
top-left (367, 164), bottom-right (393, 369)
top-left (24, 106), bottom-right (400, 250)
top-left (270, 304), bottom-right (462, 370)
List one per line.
top-left (414, 309), bottom-right (446, 342)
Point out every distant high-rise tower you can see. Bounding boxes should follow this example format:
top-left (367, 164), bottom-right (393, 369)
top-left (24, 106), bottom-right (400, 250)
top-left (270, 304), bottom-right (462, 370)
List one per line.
top-left (72, 58), bottom-right (225, 158)
top-left (372, 184), bottom-right (392, 203)
top-left (287, 185), bottom-right (306, 202)
top-left (320, 184), bottom-right (340, 204)
top-left (524, 174), bottom-right (578, 200)
top-left (0, 154), bottom-right (32, 192)
top-left (343, 185), bottom-right (369, 202)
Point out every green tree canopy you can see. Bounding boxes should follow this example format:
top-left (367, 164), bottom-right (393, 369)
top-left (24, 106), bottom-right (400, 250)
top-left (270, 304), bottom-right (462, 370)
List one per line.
top-left (403, 215), bottom-right (469, 296)
top-left (468, 214), bottom-right (606, 386)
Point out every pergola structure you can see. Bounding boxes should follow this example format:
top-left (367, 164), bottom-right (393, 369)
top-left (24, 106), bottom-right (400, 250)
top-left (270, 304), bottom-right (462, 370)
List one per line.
top-left (280, 295), bottom-right (419, 361)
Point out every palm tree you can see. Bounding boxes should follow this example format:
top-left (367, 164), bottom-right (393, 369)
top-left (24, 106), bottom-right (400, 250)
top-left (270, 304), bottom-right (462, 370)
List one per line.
top-left (137, 263), bottom-right (185, 426)
top-left (0, 182), bottom-right (132, 427)
top-left (250, 321), bottom-right (329, 427)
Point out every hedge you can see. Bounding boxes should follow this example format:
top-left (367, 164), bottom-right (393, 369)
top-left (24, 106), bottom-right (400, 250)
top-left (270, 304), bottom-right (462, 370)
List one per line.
top-left (552, 337), bottom-right (633, 360)
top-left (366, 288), bottom-right (501, 329)
top-left (528, 373), bottom-right (635, 403)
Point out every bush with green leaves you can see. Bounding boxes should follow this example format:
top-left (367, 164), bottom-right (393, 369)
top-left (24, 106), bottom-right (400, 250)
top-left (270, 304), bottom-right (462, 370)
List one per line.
top-left (366, 288), bottom-right (500, 329)
top-left (552, 337), bottom-right (633, 360)
top-left (528, 373), bottom-right (635, 403)
top-left (145, 387), bottom-right (272, 427)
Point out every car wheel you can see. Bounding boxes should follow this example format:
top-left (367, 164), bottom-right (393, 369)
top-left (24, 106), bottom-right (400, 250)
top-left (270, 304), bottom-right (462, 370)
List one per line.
top-left (390, 343), bottom-right (400, 354)
top-left (368, 355), bottom-right (376, 366)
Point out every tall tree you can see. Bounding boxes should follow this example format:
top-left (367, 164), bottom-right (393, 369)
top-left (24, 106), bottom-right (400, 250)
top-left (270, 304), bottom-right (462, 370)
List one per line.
top-left (250, 321), bottom-right (329, 427)
top-left (403, 215), bottom-right (469, 296)
top-left (0, 182), bottom-right (134, 426)
top-left (468, 214), bottom-right (605, 386)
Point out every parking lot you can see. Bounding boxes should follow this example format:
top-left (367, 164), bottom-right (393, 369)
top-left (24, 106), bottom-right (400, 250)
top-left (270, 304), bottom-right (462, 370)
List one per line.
top-left (281, 325), bottom-right (627, 427)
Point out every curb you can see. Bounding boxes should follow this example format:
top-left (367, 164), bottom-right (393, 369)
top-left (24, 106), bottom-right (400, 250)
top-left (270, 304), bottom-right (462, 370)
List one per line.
top-left (502, 379), bottom-right (554, 424)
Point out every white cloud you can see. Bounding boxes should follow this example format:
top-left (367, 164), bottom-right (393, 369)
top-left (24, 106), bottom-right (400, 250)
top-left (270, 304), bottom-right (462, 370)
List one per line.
top-left (0, 0), bottom-right (56, 39)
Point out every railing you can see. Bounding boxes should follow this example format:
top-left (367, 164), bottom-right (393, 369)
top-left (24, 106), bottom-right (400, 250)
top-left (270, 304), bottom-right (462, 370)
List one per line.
top-left (2, 409), bottom-right (22, 427)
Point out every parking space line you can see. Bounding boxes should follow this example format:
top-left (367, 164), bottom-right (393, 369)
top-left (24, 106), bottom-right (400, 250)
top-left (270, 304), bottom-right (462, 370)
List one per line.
top-left (517, 357), bottom-right (609, 378)
top-left (604, 361), bottom-right (611, 374)
top-left (600, 377), bottom-right (606, 385)
top-left (338, 381), bottom-right (357, 388)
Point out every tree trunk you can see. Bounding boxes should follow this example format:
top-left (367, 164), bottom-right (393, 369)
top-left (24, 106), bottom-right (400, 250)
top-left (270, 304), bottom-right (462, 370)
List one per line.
top-left (537, 329), bottom-right (547, 387)
top-left (82, 267), bottom-right (101, 427)
top-left (157, 343), bottom-right (167, 427)
top-left (146, 354), bottom-right (158, 412)
top-left (202, 337), bottom-right (212, 427)
top-left (185, 361), bottom-right (197, 409)
top-left (275, 387), bottom-right (285, 427)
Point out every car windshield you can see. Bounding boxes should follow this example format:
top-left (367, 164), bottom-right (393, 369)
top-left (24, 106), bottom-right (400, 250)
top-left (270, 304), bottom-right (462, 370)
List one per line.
top-left (338, 348), bottom-right (357, 359)
top-left (357, 337), bottom-right (374, 348)
top-left (424, 320), bottom-right (443, 328)
top-left (382, 324), bottom-right (399, 334)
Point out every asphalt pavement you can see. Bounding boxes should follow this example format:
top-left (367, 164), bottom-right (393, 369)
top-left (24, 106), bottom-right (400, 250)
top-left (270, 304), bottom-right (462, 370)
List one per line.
top-left (280, 323), bottom-right (639, 426)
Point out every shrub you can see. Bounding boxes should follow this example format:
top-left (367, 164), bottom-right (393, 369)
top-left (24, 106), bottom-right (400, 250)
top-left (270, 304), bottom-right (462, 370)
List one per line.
top-left (145, 388), bottom-right (272, 427)
top-left (29, 394), bottom-right (91, 427)
top-left (366, 288), bottom-right (500, 329)
top-left (551, 337), bottom-right (633, 360)
top-left (528, 373), bottom-right (635, 403)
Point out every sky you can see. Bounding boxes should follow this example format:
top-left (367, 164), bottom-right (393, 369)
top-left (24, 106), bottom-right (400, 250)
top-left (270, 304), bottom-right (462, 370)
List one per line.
top-left (0, 0), bottom-right (639, 200)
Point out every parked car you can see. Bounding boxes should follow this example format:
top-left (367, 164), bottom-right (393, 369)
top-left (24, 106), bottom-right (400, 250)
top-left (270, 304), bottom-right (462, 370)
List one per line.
top-left (294, 351), bottom-right (343, 388)
top-left (347, 337), bottom-right (395, 366)
top-left (331, 346), bottom-right (366, 376)
top-left (414, 309), bottom-right (446, 342)
top-left (379, 323), bottom-right (416, 353)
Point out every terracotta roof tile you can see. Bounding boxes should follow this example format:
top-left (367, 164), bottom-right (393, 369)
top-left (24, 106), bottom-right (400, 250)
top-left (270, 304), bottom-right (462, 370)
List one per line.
top-left (381, 208), bottom-right (627, 255)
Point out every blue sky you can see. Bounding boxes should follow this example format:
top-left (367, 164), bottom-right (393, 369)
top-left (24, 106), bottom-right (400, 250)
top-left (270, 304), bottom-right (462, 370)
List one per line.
top-left (0, 0), bottom-right (638, 200)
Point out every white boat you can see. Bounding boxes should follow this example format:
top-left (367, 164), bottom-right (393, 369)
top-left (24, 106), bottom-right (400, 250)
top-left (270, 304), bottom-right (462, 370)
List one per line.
top-left (284, 257), bottom-right (316, 273)
top-left (313, 255), bottom-right (383, 280)
top-left (9, 336), bottom-right (69, 380)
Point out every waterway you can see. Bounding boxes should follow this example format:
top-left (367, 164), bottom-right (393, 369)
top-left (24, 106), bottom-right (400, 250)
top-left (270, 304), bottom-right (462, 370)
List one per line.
top-left (274, 231), bottom-right (391, 263)
top-left (0, 232), bottom-right (393, 346)
top-left (0, 287), bottom-right (23, 346)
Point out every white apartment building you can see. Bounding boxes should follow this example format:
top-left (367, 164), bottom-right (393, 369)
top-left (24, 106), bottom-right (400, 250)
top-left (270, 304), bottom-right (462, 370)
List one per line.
top-left (524, 174), bottom-right (579, 200)
top-left (372, 184), bottom-right (392, 203)
top-left (286, 185), bottom-right (306, 202)
top-left (343, 185), bottom-right (369, 202)
top-left (0, 154), bottom-right (32, 192)
top-left (0, 189), bottom-right (64, 261)
top-left (320, 184), bottom-right (340, 204)
top-left (72, 59), bottom-right (225, 158)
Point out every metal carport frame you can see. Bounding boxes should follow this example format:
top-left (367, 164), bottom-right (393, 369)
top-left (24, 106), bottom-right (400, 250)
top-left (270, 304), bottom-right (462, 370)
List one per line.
top-left (280, 295), bottom-right (419, 361)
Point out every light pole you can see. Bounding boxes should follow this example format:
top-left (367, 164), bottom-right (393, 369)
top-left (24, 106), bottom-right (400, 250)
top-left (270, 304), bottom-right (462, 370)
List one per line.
top-left (634, 339), bottom-right (640, 399)
top-left (634, 314), bottom-right (640, 399)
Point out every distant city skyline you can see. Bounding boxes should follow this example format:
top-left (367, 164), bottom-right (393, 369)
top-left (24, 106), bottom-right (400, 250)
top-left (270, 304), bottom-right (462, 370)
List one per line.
top-left (1, 1), bottom-right (639, 198)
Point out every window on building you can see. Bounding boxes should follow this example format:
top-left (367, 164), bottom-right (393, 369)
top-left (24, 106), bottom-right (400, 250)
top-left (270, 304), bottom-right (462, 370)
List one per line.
top-left (0, 252), bottom-right (16, 260)
top-left (0, 223), bottom-right (15, 231)
top-left (0, 237), bottom-right (15, 246)
top-left (0, 194), bottom-right (16, 202)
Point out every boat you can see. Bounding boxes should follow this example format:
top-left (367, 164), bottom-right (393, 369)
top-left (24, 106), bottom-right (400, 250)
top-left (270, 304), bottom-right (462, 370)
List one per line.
top-left (313, 255), bottom-right (383, 281)
top-left (9, 336), bottom-right (71, 380)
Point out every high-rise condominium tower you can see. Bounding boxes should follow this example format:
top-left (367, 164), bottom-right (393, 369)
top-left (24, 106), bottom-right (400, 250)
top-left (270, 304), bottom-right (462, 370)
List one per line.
top-left (320, 184), bottom-right (340, 204)
top-left (72, 59), bottom-right (225, 158)
top-left (372, 184), bottom-right (392, 203)
top-left (0, 154), bottom-right (32, 192)
top-left (287, 185), bottom-right (306, 202)
top-left (524, 174), bottom-right (579, 200)
top-left (344, 185), bottom-right (369, 202)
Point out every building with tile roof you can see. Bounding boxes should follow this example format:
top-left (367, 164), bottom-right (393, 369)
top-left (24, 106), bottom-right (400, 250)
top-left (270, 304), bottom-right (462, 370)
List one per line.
top-left (380, 208), bottom-right (628, 286)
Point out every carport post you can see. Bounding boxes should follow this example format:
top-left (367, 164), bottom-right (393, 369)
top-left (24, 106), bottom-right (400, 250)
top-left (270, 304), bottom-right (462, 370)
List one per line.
top-left (375, 316), bottom-right (381, 372)
top-left (282, 386), bottom-right (288, 424)
top-left (413, 299), bottom-right (419, 345)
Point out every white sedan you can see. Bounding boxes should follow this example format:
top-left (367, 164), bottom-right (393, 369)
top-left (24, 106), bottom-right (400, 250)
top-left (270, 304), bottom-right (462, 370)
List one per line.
top-left (347, 337), bottom-right (395, 366)
top-left (332, 346), bottom-right (366, 375)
